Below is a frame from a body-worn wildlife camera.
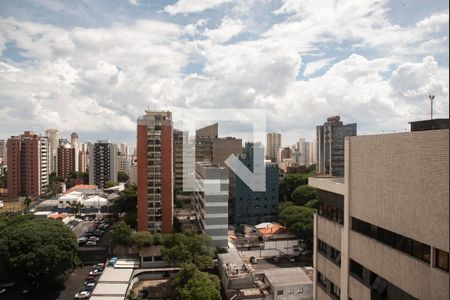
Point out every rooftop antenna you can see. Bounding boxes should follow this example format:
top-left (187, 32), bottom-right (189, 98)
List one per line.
top-left (429, 95), bottom-right (435, 120)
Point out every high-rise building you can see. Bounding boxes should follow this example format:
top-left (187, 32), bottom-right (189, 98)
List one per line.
top-left (279, 147), bottom-right (292, 162)
top-left (7, 131), bottom-right (49, 199)
top-left (266, 132), bottom-right (281, 162)
top-left (78, 143), bottom-right (88, 173)
top-left (195, 124), bottom-right (243, 165)
top-left (173, 129), bottom-right (195, 191)
top-left (57, 142), bottom-right (75, 180)
top-left (0, 139), bottom-right (6, 165)
top-left (229, 143), bottom-right (279, 225)
top-left (71, 132), bottom-right (79, 172)
top-left (316, 115), bottom-right (356, 176)
top-left (309, 119), bottom-right (449, 300)
top-left (88, 140), bottom-right (117, 189)
top-left (45, 129), bottom-right (59, 174)
top-left (136, 111), bottom-right (173, 233)
top-left (195, 162), bottom-right (229, 248)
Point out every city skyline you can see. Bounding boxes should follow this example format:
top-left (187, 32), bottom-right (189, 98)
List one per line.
top-left (0, 0), bottom-right (448, 145)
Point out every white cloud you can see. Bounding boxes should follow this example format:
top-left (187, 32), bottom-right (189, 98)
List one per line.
top-left (128, 0), bottom-right (139, 5)
top-left (303, 57), bottom-right (335, 77)
top-left (203, 16), bottom-right (244, 43)
top-left (164, 0), bottom-right (233, 15)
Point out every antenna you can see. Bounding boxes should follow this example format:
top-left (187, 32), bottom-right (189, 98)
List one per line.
top-left (429, 95), bottom-right (435, 120)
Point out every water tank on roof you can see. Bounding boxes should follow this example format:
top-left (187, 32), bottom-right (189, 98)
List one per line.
top-left (327, 115), bottom-right (340, 122)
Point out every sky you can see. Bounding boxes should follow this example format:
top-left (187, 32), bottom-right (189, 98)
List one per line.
top-left (0, 0), bottom-right (448, 146)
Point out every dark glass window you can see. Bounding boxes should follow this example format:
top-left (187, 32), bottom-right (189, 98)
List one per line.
top-left (352, 217), bottom-right (430, 264)
top-left (435, 249), bottom-right (449, 272)
top-left (349, 259), bottom-right (363, 281)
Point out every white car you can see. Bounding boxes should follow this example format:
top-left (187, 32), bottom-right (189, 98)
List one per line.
top-left (89, 269), bottom-right (102, 276)
top-left (86, 240), bottom-right (96, 246)
top-left (75, 291), bottom-right (91, 299)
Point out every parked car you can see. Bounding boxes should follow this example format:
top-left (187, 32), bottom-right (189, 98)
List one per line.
top-left (74, 291), bottom-right (91, 299)
top-left (95, 263), bottom-right (105, 269)
top-left (86, 240), bottom-right (96, 246)
top-left (84, 276), bottom-right (95, 283)
top-left (83, 282), bottom-right (95, 291)
top-left (89, 268), bottom-right (102, 276)
top-left (272, 256), bottom-right (279, 263)
top-left (108, 257), bottom-right (118, 267)
top-left (288, 256), bottom-right (296, 262)
top-left (78, 237), bottom-right (88, 244)
top-left (249, 256), bottom-right (257, 264)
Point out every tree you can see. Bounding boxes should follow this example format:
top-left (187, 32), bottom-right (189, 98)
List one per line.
top-left (69, 201), bottom-right (84, 217)
top-left (306, 163), bottom-right (316, 174)
top-left (291, 185), bottom-right (317, 206)
top-left (118, 171), bottom-right (129, 183)
top-left (278, 201), bottom-right (294, 213)
top-left (110, 185), bottom-right (137, 228)
top-left (162, 231), bottom-right (214, 269)
top-left (110, 221), bottom-right (134, 246)
top-left (304, 199), bottom-right (319, 209)
top-left (278, 205), bottom-right (316, 252)
top-left (174, 264), bottom-right (221, 300)
top-left (106, 180), bottom-right (117, 188)
top-left (23, 197), bottom-right (32, 212)
top-left (0, 169), bottom-right (7, 188)
top-left (173, 216), bottom-right (182, 233)
top-left (0, 218), bottom-right (78, 293)
top-left (279, 173), bottom-right (311, 202)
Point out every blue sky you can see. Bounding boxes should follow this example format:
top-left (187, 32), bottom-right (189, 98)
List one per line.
top-left (0, 0), bottom-right (448, 145)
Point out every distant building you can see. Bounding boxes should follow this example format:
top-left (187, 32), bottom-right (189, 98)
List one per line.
top-left (316, 115), bottom-right (356, 176)
top-left (88, 140), bottom-right (117, 189)
top-left (229, 143), bottom-right (279, 225)
top-left (309, 119), bottom-right (448, 300)
top-left (195, 162), bottom-right (229, 248)
top-left (279, 147), bottom-right (292, 162)
top-left (57, 142), bottom-right (75, 179)
top-left (71, 132), bottom-right (79, 172)
top-left (7, 131), bottom-right (49, 199)
top-left (78, 143), bottom-right (88, 173)
top-left (266, 132), bottom-right (281, 162)
top-left (45, 129), bottom-right (59, 174)
top-left (136, 111), bottom-right (173, 233)
top-left (0, 139), bottom-right (6, 165)
top-left (173, 129), bottom-right (195, 191)
top-left (195, 123), bottom-right (243, 166)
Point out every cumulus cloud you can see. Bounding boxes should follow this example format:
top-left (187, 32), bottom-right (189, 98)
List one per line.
top-left (303, 57), bottom-right (335, 77)
top-left (164, 0), bottom-right (233, 15)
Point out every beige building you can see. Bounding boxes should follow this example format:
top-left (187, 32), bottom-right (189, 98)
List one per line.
top-left (267, 132), bottom-right (281, 162)
top-left (309, 120), bottom-right (449, 300)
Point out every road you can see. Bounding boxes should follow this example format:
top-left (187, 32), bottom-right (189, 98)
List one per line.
top-left (57, 266), bottom-right (91, 300)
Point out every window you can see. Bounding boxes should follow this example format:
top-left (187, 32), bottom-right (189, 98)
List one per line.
top-left (277, 290), bottom-right (284, 295)
top-left (297, 288), bottom-right (303, 294)
top-left (349, 259), bottom-right (363, 281)
top-left (331, 283), bottom-right (340, 297)
top-left (435, 249), bottom-right (449, 272)
top-left (288, 289), bottom-right (294, 295)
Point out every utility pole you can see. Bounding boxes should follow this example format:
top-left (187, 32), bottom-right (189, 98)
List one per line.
top-left (429, 95), bottom-right (435, 120)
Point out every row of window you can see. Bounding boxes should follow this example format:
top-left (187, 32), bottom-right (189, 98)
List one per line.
top-left (317, 271), bottom-right (340, 300)
top-left (276, 288), bottom-right (303, 295)
top-left (349, 259), bottom-right (417, 300)
top-left (318, 202), bottom-right (344, 225)
top-left (352, 217), bottom-right (432, 264)
top-left (317, 239), bottom-right (341, 266)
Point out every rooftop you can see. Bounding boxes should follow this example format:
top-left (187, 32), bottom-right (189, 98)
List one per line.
top-left (260, 267), bottom-right (312, 286)
top-left (98, 267), bottom-right (133, 283)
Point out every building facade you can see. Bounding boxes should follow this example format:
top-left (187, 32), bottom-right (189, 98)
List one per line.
top-left (45, 129), bottom-right (59, 174)
top-left (229, 143), bottom-right (279, 225)
top-left (7, 131), bottom-right (49, 199)
top-left (88, 141), bottom-right (117, 189)
top-left (57, 143), bottom-right (75, 180)
top-left (195, 162), bottom-right (229, 248)
top-left (309, 120), bottom-right (449, 300)
top-left (71, 132), bottom-right (79, 172)
top-left (266, 132), bottom-right (281, 163)
top-left (136, 111), bottom-right (173, 233)
top-left (316, 116), bottom-right (356, 176)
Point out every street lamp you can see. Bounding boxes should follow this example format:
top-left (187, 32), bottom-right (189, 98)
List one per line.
top-left (429, 95), bottom-right (435, 120)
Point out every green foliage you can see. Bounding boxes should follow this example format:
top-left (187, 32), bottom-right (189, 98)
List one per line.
top-left (162, 231), bottom-right (214, 269)
top-left (43, 172), bottom-right (63, 199)
top-left (110, 221), bottom-right (134, 246)
top-left (0, 169), bottom-right (6, 188)
top-left (118, 171), bottom-right (129, 183)
top-left (174, 264), bottom-right (221, 300)
top-left (278, 205), bottom-right (316, 252)
top-left (106, 180), bottom-right (117, 188)
top-left (123, 212), bottom-right (137, 228)
top-left (291, 185), bottom-right (317, 206)
top-left (23, 197), bottom-right (32, 212)
top-left (279, 173), bottom-right (312, 202)
top-left (278, 201), bottom-right (294, 213)
top-left (69, 201), bottom-right (84, 217)
top-left (0, 218), bottom-right (78, 292)
top-left (111, 185), bottom-right (137, 214)
top-left (304, 199), bottom-right (319, 209)
top-left (306, 163), bottom-right (316, 174)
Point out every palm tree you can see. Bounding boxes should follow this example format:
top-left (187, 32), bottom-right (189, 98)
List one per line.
top-left (23, 197), bottom-right (32, 213)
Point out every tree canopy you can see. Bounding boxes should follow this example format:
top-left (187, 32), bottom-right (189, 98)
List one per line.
top-left (117, 171), bottom-right (129, 183)
top-left (173, 264), bottom-right (221, 300)
top-left (0, 217), bottom-right (79, 293)
top-left (278, 205), bottom-right (316, 252)
top-left (291, 185), bottom-right (317, 206)
top-left (110, 184), bottom-right (137, 228)
top-left (279, 173), bottom-right (312, 202)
